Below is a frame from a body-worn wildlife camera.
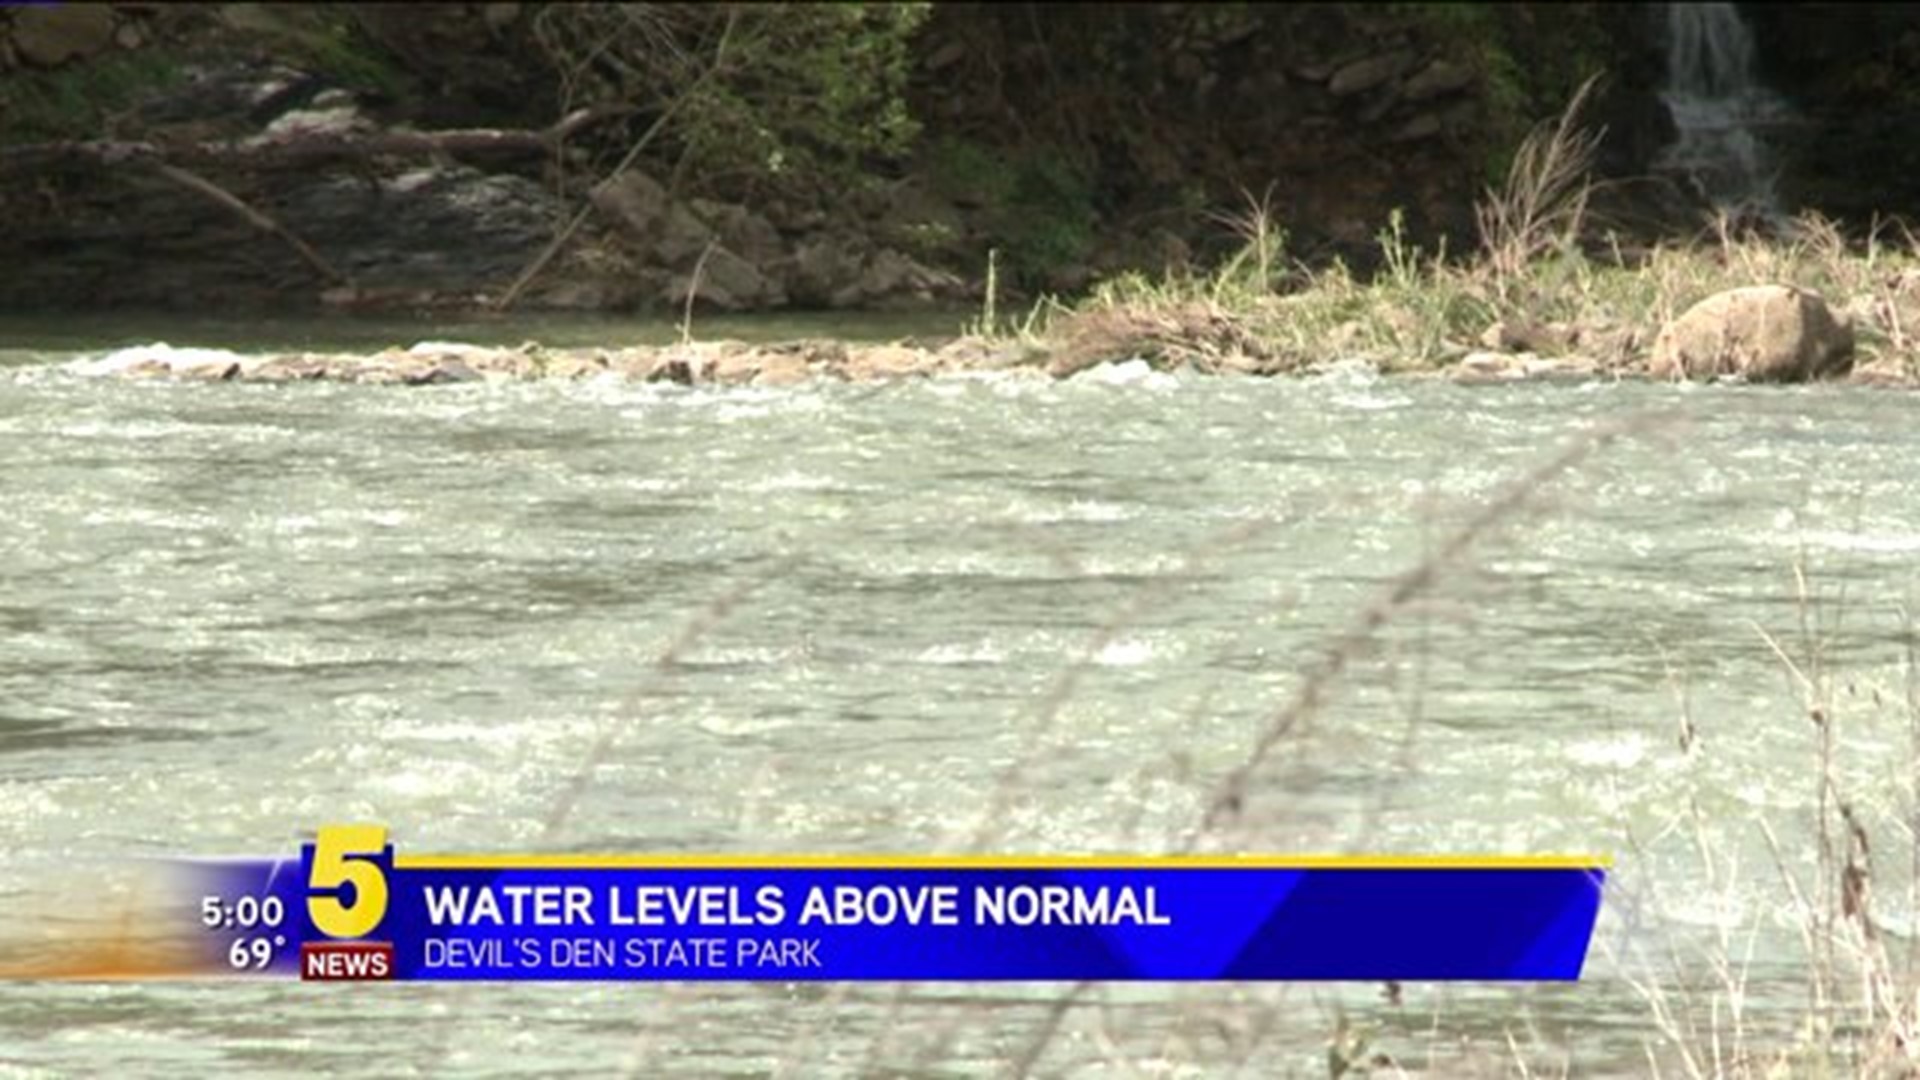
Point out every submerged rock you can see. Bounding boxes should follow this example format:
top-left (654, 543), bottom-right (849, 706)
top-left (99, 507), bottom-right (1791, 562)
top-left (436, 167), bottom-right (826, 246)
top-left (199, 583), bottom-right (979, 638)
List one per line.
top-left (69, 343), bottom-right (249, 378)
top-left (1649, 285), bottom-right (1854, 382)
top-left (403, 359), bottom-right (482, 385)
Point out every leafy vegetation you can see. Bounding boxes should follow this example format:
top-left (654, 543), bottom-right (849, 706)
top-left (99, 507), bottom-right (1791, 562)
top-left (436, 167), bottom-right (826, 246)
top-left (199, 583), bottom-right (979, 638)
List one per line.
top-left (530, 3), bottom-right (928, 195)
top-left (0, 48), bottom-right (183, 145)
top-left (921, 136), bottom-right (1102, 290)
top-left (996, 154), bottom-right (1098, 290)
top-left (292, 13), bottom-right (413, 100)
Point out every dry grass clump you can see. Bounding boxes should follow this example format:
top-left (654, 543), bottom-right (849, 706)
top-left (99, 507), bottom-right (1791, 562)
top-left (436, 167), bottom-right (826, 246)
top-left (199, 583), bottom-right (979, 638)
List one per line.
top-left (1019, 70), bottom-right (1920, 382)
top-left (1476, 76), bottom-right (1604, 296)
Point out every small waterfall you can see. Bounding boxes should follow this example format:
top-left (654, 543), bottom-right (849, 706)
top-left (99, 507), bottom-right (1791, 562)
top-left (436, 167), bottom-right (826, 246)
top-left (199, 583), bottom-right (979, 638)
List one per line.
top-left (1653, 3), bottom-right (1790, 219)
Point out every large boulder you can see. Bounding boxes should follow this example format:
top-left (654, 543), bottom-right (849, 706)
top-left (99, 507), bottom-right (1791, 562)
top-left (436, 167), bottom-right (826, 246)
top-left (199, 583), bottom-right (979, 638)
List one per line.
top-left (789, 234), bottom-right (867, 307)
top-left (1649, 285), bottom-right (1854, 382)
top-left (654, 203), bottom-right (718, 267)
top-left (591, 171), bottom-right (671, 238)
top-left (659, 245), bottom-right (781, 311)
top-left (691, 199), bottom-right (787, 268)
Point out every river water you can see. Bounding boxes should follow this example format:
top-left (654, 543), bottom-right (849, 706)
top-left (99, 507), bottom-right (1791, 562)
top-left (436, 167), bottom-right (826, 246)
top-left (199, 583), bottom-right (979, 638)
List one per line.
top-left (1, 315), bottom-right (1915, 1076)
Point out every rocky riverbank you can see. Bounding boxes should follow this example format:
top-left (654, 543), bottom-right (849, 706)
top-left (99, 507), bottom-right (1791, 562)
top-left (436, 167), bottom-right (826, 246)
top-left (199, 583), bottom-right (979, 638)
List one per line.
top-left (66, 338), bottom-right (1032, 386)
top-left (56, 279), bottom-right (1920, 389)
top-left (49, 337), bottom-right (1611, 386)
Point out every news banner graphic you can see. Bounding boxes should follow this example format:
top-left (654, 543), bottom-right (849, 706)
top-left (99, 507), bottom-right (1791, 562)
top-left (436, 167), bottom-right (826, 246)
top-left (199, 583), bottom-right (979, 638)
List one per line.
top-left (19, 826), bottom-right (1608, 981)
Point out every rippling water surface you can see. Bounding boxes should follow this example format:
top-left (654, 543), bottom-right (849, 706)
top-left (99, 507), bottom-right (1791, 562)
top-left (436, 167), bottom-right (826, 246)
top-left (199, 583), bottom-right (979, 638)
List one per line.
top-left (1, 318), bottom-right (1916, 1075)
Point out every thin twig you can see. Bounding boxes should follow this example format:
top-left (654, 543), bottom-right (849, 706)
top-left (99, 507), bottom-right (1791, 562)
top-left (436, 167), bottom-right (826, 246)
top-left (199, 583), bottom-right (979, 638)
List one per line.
top-left (679, 239), bottom-right (718, 346)
top-left (151, 162), bottom-right (351, 287)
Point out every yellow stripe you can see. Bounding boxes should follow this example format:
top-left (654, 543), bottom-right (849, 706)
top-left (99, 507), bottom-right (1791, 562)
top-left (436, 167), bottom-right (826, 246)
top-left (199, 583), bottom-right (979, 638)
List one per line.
top-left (395, 853), bottom-right (1611, 871)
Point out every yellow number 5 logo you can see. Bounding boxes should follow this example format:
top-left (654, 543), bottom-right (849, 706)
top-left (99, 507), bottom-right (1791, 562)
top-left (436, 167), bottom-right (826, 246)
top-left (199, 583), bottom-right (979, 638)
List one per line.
top-left (307, 824), bottom-right (391, 939)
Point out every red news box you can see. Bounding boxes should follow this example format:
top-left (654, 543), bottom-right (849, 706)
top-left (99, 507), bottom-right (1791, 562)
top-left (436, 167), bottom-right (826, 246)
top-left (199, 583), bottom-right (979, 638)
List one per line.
top-left (301, 942), bottom-right (394, 981)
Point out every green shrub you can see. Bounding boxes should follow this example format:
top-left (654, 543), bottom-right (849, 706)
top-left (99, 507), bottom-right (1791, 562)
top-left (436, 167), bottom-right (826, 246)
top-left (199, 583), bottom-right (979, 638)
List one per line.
top-left (0, 48), bottom-right (184, 144)
top-left (533, 3), bottom-right (929, 193)
top-left (998, 154), bottom-right (1097, 288)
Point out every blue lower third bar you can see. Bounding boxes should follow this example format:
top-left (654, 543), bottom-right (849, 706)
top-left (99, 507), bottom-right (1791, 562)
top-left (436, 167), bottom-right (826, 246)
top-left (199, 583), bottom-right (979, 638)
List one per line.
top-left (371, 864), bottom-right (1605, 981)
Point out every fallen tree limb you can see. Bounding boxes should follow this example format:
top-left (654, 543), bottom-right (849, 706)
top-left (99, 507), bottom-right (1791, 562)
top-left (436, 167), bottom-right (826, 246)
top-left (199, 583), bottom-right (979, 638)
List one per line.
top-left (1, 108), bottom-right (634, 291)
top-left (148, 161), bottom-right (351, 288)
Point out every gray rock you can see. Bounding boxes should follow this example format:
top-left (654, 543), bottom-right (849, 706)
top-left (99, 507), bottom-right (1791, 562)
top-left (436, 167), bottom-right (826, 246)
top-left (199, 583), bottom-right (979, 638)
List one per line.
top-left (699, 201), bottom-right (786, 268)
top-left (828, 248), bottom-right (965, 311)
top-left (791, 235), bottom-right (865, 307)
top-left (655, 203), bottom-right (717, 266)
top-left (1403, 59), bottom-right (1475, 101)
top-left (14, 5), bottom-right (117, 67)
top-left (857, 249), bottom-right (916, 298)
top-left (663, 246), bottom-right (780, 312)
top-left (1292, 58), bottom-right (1341, 82)
top-left (1649, 285), bottom-right (1854, 382)
top-left (5, 143), bottom-right (568, 309)
top-left (481, 3), bottom-right (521, 31)
top-left (1391, 113), bottom-right (1443, 142)
top-left (284, 166), bottom-right (559, 288)
top-left (591, 171), bottom-right (670, 239)
top-left (1328, 51), bottom-right (1412, 97)
top-left (699, 245), bottom-right (781, 308)
top-left (660, 273), bottom-right (740, 313)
